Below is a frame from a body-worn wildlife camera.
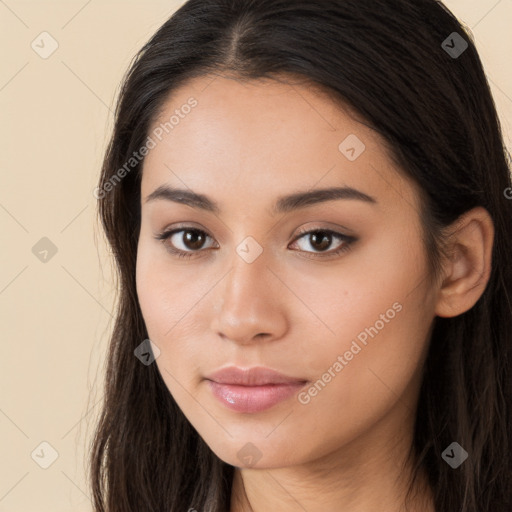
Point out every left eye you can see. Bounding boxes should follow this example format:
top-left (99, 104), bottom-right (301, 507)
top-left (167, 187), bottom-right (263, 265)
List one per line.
top-left (289, 229), bottom-right (354, 254)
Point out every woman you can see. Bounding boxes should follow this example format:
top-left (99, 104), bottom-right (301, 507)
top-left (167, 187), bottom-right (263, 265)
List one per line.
top-left (90, 0), bottom-right (512, 510)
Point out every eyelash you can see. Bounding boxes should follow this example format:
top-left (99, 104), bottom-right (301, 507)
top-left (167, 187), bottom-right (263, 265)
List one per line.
top-left (154, 226), bottom-right (357, 260)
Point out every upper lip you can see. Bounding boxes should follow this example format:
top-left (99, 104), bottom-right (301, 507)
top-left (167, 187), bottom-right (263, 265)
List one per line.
top-left (205, 366), bottom-right (307, 386)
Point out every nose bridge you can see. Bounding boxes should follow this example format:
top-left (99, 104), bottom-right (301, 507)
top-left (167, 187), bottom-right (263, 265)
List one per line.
top-left (222, 245), bottom-right (270, 315)
top-left (211, 242), bottom-right (287, 343)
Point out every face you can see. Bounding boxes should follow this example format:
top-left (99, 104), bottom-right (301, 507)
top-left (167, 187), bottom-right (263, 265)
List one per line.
top-left (136, 74), bottom-right (439, 469)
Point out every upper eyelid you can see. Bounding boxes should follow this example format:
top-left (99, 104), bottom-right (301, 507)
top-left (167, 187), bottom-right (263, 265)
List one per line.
top-left (156, 226), bottom-right (217, 244)
top-left (292, 226), bottom-right (350, 238)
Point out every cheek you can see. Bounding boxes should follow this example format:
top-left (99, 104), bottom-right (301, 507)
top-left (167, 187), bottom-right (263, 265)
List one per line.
top-left (289, 235), bottom-right (433, 422)
top-left (136, 239), bottom-right (211, 339)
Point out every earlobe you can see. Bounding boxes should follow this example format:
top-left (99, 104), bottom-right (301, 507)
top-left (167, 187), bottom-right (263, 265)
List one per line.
top-left (434, 207), bottom-right (494, 318)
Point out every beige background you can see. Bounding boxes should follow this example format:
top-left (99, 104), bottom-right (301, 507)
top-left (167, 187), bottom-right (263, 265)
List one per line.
top-left (0, 1), bottom-right (511, 510)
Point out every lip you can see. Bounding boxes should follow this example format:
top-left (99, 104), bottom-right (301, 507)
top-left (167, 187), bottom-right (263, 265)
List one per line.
top-left (205, 366), bottom-right (307, 386)
top-left (205, 366), bottom-right (308, 413)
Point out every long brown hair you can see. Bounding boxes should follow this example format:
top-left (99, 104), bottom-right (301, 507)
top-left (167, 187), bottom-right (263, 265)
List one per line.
top-left (90, 0), bottom-right (512, 510)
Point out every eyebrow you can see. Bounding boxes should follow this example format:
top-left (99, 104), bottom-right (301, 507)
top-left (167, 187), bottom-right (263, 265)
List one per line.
top-left (145, 185), bottom-right (377, 214)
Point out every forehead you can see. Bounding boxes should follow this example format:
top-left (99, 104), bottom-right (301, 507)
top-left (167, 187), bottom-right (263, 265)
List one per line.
top-left (140, 74), bottom-right (418, 213)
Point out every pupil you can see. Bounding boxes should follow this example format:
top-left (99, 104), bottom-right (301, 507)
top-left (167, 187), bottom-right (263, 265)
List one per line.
top-left (311, 231), bottom-right (331, 251)
top-left (184, 230), bottom-right (205, 250)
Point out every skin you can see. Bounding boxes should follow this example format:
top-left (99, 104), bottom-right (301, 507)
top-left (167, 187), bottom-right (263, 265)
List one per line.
top-left (135, 74), bottom-right (494, 512)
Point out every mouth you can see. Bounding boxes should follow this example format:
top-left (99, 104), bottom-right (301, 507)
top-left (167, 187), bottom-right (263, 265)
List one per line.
top-left (204, 366), bottom-right (309, 413)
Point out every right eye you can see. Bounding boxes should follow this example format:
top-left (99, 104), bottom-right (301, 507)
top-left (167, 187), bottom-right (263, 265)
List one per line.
top-left (155, 227), bottom-right (218, 258)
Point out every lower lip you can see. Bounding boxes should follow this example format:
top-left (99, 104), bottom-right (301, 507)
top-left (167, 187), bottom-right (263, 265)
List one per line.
top-left (207, 380), bottom-right (307, 413)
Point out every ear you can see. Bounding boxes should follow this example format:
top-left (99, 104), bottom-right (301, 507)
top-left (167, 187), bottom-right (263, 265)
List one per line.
top-left (434, 206), bottom-right (494, 318)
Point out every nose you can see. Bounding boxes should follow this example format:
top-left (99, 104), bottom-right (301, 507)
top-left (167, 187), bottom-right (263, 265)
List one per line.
top-left (210, 249), bottom-right (288, 346)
